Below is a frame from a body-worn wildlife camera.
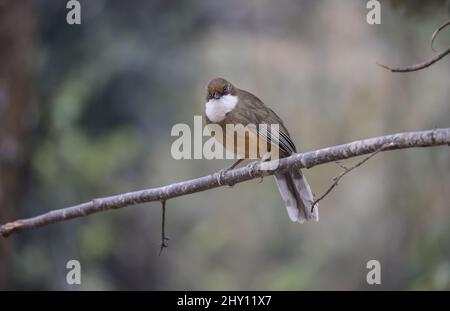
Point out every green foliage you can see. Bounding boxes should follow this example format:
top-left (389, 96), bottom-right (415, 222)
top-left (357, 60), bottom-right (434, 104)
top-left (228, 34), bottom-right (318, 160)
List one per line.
top-left (387, 0), bottom-right (450, 16)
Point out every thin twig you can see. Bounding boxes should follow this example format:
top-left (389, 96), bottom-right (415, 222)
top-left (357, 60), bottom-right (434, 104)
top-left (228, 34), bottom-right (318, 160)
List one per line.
top-left (158, 200), bottom-right (169, 256)
top-left (1, 128), bottom-right (449, 237)
top-left (378, 20), bottom-right (450, 73)
top-left (376, 47), bottom-right (450, 72)
top-left (335, 161), bottom-right (349, 171)
top-left (311, 143), bottom-right (394, 212)
top-left (431, 20), bottom-right (450, 52)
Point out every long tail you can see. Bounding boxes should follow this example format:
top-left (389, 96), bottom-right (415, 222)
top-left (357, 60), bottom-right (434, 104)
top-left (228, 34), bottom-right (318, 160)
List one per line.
top-left (274, 169), bottom-right (319, 223)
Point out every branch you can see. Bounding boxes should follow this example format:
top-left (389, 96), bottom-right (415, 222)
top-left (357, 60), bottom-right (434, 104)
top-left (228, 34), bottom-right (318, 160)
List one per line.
top-left (311, 142), bottom-right (392, 212)
top-left (431, 20), bottom-right (450, 52)
top-left (378, 20), bottom-right (450, 72)
top-left (1, 128), bottom-right (449, 237)
top-left (158, 200), bottom-right (169, 255)
top-left (377, 48), bottom-right (450, 72)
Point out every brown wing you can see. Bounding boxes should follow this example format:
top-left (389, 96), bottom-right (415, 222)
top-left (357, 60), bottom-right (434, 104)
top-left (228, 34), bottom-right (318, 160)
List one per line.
top-left (228, 89), bottom-right (297, 155)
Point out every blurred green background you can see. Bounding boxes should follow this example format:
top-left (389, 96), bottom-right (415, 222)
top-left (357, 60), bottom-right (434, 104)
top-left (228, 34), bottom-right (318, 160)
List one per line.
top-left (0, 0), bottom-right (449, 290)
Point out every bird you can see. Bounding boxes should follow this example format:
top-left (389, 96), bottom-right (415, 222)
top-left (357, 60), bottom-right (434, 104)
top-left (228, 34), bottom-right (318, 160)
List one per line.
top-left (204, 77), bottom-right (319, 223)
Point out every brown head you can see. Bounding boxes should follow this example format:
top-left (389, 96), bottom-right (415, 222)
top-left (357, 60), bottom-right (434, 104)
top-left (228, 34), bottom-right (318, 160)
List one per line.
top-left (206, 78), bottom-right (237, 101)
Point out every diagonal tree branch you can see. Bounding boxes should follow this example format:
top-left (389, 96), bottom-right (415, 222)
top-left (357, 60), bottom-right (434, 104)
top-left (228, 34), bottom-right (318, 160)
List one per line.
top-left (1, 128), bottom-right (450, 238)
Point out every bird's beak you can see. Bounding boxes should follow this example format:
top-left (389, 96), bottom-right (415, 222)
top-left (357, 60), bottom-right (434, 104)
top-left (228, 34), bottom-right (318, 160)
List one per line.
top-left (214, 92), bottom-right (220, 99)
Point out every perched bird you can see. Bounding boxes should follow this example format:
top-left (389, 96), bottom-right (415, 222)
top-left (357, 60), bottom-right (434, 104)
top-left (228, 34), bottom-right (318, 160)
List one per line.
top-left (204, 77), bottom-right (318, 223)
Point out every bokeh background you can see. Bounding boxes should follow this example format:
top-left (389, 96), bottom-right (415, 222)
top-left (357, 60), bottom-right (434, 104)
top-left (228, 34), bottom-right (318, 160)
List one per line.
top-left (0, 0), bottom-right (449, 290)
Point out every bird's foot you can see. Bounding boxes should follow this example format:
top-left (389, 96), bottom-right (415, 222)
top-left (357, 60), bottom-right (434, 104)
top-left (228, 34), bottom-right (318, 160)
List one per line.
top-left (246, 160), bottom-right (264, 183)
top-left (247, 161), bottom-right (258, 177)
top-left (213, 159), bottom-right (244, 187)
top-left (214, 168), bottom-right (236, 187)
top-left (215, 168), bottom-right (227, 186)
top-left (247, 154), bottom-right (273, 182)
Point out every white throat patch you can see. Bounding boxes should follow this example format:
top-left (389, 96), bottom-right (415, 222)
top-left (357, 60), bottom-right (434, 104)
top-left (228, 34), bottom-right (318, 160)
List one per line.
top-left (205, 95), bottom-right (238, 122)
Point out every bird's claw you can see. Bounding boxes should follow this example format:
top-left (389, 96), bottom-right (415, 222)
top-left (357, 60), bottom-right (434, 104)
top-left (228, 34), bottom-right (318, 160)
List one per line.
top-left (214, 168), bottom-right (235, 187)
top-left (247, 154), bottom-right (273, 181)
top-left (247, 161), bottom-right (260, 178)
top-left (215, 169), bottom-right (225, 186)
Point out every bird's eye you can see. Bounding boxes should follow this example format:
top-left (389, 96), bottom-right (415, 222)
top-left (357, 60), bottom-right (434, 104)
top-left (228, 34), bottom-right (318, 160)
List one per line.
top-left (223, 85), bottom-right (229, 94)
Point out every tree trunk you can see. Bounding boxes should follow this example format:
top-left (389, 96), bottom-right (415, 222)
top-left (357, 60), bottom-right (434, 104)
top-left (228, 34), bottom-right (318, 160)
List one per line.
top-left (0, 0), bottom-right (35, 289)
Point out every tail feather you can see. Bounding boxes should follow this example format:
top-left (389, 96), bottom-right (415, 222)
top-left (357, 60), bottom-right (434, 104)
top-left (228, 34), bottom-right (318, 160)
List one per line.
top-left (274, 172), bottom-right (306, 223)
top-left (274, 170), bottom-right (319, 223)
top-left (290, 169), bottom-right (319, 222)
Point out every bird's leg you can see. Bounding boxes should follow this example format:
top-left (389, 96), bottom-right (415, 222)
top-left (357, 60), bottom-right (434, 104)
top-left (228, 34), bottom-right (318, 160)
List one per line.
top-left (227, 158), bottom-right (245, 170)
top-left (215, 159), bottom-right (244, 186)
